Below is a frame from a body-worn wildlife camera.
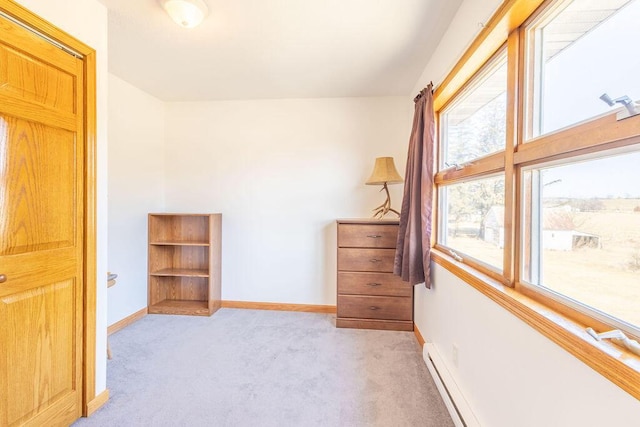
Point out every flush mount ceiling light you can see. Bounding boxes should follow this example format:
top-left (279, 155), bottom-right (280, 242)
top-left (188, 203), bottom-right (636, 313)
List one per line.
top-left (161, 0), bottom-right (209, 29)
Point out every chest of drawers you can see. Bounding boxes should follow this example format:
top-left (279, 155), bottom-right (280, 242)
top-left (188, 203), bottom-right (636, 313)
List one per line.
top-left (336, 219), bottom-right (413, 331)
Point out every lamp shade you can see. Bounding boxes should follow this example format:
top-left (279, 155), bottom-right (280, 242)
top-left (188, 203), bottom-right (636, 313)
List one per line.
top-left (366, 157), bottom-right (403, 185)
top-left (161, 0), bottom-right (208, 28)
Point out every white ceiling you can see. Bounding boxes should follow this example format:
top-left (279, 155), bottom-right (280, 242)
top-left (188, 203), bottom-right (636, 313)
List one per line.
top-left (98, 0), bottom-right (462, 101)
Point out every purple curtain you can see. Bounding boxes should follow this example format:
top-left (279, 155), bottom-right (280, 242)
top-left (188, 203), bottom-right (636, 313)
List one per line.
top-left (394, 84), bottom-right (435, 288)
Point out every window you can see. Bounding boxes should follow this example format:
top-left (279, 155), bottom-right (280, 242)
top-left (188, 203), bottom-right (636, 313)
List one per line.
top-left (519, 0), bottom-right (640, 335)
top-left (439, 175), bottom-right (505, 271)
top-left (522, 150), bottom-right (640, 333)
top-left (432, 0), bottom-right (640, 399)
top-left (436, 49), bottom-right (508, 278)
top-left (440, 54), bottom-right (507, 168)
top-left (526, 0), bottom-right (640, 138)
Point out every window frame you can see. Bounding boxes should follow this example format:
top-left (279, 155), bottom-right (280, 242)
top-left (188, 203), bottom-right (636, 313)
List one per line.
top-left (434, 46), bottom-right (510, 284)
top-left (438, 48), bottom-right (509, 171)
top-left (518, 148), bottom-right (640, 339)
top-left (431, 0), bottom-right (640, 400)
top-left (437, 173), bottom-right (508, 282)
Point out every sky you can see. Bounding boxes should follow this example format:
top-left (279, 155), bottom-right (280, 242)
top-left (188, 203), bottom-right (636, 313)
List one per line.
top-left (541, 150), bottom-right (640, 199)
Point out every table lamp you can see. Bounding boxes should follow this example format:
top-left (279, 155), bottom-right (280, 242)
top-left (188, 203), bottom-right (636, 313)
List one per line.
top-left (366, 157), bottom-right (404, 219)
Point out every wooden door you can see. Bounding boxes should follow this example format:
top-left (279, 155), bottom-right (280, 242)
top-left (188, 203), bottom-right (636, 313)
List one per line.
top-left (0, 13), bottom-right (85, 427)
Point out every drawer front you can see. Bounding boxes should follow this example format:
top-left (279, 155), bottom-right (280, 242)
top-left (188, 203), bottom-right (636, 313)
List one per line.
top-left (337, 248), bottom-right (395, 272)
top-left (337, 295), bottom-right (412, 321)
top-left (338, 224), bottom-right (398, 248)
top-left (338, 272), bottom-right (411, 297)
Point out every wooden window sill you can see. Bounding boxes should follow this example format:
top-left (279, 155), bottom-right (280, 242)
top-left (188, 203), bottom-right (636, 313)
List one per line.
top-left (431, 249), bottom-right (640, 400)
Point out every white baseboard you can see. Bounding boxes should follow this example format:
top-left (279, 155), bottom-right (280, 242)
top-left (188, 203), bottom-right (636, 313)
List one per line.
top-left (423, 343), bottom-right (480, 427)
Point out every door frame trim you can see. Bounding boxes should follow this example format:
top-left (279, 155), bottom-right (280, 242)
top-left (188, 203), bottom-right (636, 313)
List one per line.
top-left (0, 0), bottom-right (99, 417)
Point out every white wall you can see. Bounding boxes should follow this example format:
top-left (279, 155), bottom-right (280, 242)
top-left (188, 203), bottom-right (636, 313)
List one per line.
top-left (14, 0), bottom-right (109, 395)
top-left (417, 265), bottom-right (640, 426)
top-left (107, 74), bottom-right (165, 325)
top-left (413, 0), bottom-right (640, 424)
top-left (165, 97), bottom-right (411, 305)
top-left (412, 0), bottom-right (503, 94)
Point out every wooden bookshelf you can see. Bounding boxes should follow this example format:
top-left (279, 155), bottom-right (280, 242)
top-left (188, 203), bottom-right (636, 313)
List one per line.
top-left (148, 214), bottom-right (222, 316)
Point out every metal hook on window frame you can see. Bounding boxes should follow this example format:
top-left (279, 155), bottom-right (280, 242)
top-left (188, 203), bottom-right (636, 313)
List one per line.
top-left (586, 327), bottom-right (640, 357)
top-left (448, 249), bottom-right (463, 262)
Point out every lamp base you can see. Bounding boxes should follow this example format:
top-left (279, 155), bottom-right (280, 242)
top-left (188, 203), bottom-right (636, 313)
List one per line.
top-left (371, 183), bottom-right (401, 219)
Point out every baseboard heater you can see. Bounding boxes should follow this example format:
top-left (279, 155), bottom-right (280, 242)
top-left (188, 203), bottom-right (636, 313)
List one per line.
top-left (423, 343), bottom-right (480, 427)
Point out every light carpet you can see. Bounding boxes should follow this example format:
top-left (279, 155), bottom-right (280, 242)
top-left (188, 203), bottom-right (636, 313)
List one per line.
top-left (74, 308), bottom-right (453, 427)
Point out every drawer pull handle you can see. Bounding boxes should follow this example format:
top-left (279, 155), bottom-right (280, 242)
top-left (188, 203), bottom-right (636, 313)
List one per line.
top-left (367, 234), bottom-right (382, 238)
top-left (369, 306), bottom-right (380, 310)
top-left (369, 259), bottom-right (381, 263)
top-left (367, 282), bottom-right (382, 287)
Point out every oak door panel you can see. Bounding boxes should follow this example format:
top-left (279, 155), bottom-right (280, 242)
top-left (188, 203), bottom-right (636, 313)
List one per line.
top-left (0, 12), bottom-right (84, 427)
top-left (0, 117), bottom-right (76, 255)
top-left (1, 279), bottom-right (77, 426)
top-left (0, 43), bottom-right (75, 113)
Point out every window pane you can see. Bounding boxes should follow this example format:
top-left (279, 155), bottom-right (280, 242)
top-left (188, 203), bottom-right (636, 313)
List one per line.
top-left (439, 175), bottom-right (505, 271)
top-left (527, 0), bottom-right (640, 138)
top-left (440, 53), bottom-right (507, 168)
top-left (521, 151), bottom-right (640, 330)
